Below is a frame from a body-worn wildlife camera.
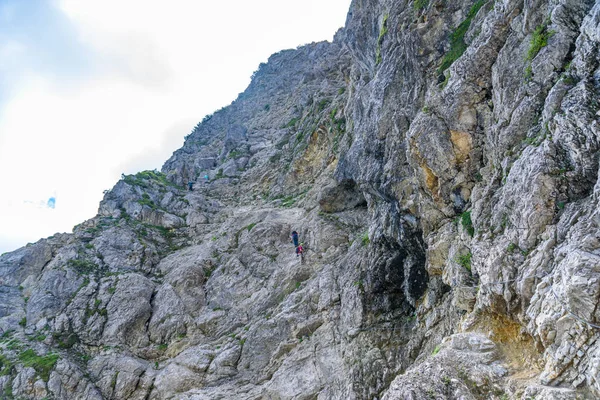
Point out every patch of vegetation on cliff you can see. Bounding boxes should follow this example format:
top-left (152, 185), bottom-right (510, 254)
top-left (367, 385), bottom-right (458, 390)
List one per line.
top-left (526, 22), bottom-right (555, 61)
top-left (438, 0), bottom-right (487, 73)
top-left (18, 349), bottom-right (59, 382)
top-left (228, 149), bottom-right (245, 159)
top-left (317, 98), bottom-right (331, 112)
top-left (214, 168), bottom-right (226, 180)
top-left (0, 352), bottom-right (13, 376)
top-left (460, 211), bottom-right (474, 236)
top-left (80, 217), bottom-right (118, 236)
top-left (68, 258), bottom-right (98, 275)
top-left (455, 252), bottom-right (472, 272)
top-left (361, 231), bottom-right (370, 246)
top-left (122, 170), bottom-right (181, 190)
top-left (137, 193), bottom-right (157, 209)
top-left (524, 21), bottom-right (555, 80)
top-left (375, 13), bottom-right (389, 65)
top-left (413, 0), bottom-right (429, 11)
top-left (285, 117), bottom-right (300, 128)
top-left (53, 331), bottom-right (80, 349)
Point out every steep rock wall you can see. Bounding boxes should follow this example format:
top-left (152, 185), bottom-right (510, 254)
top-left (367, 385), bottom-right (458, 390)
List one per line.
top-left (0, 0), bottom-right (599, 399)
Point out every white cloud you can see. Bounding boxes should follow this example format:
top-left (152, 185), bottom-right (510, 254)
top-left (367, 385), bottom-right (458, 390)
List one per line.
top-left (0, 0), bottom-right (351, 254)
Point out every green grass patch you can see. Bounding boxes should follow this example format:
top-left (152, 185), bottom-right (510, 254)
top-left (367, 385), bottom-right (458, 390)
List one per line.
top-left (228, 149), bottom-right (244, 159)
top-left (526, 22), bottom-right (555, 61)
top-left (0, 353), bottom-right (14, 376)
top-left (53, 332), bottom-right (79, 349)
top-left (5, 338), bottom-right (23, 351)
top-left (1, 331), bottom-right (14, 341)
top-left (269, 153), bottom-right (281, 163)
top-left (144, 224), bottom-right (176, 240)
top-left (460, 211), bottom-right (474, 236)
top-left (523, 21), bottom-right (555, 80)
top-left (524, 64), bottom-right (533, 81)
top-left (18, 349), bottom-right (59, 381)
top-left (82, 217), bottom-right (117, 236)
top-left (361, 232), bottom-right (370, 246)
top-left (77, 351), bottom-right (91, 364)
top-left (523, 134), bottom-right (543, 146)
top-left (122, 169), bottom-right (180, 190)
top-left (455, 252), bottom-right (472, 272)
top-left (375, 13), bottom-right (389, 65)
top-left (137, 193), bottom-right (156, 209)
top-left (329, 107), bottom-right (338, 120)
top-left (281, 195), bottom-right (297, 208)
top-left (414, 0), bottom-right (429, 10)
top-left (285, 117), bottom-right (299, 128)
top-left (499, 214), bottom-right (509, 233)
top-left (317, 99), bottom-right (330, 112)
top-left (245, 223), bottom-right (257, 232)
top-left (438, 0), bottom-right (486, 73)
top-left (30, 332), bottom-right (46, 342)
top-left (561, 74), bottom-right (577, 85)
top-left (67, 259), bottom-right (98, 275)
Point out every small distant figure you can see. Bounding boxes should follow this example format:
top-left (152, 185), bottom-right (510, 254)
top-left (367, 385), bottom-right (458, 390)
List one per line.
top-left (188, 181), bottom-right (194, 191)
top-left (291, 230), bottom-right (299, 247)
top-left (204, 174), bottom-right (209, 184)
top-left (296, 243), bottom-right (305, 261)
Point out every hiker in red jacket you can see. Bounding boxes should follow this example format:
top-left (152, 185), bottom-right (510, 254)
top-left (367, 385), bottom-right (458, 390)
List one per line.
top-left (296, 243), bottom-right (304, 258)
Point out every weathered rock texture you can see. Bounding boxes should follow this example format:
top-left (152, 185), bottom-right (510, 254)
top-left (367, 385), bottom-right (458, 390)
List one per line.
top-left (1, 0), bottom-right (600, 398)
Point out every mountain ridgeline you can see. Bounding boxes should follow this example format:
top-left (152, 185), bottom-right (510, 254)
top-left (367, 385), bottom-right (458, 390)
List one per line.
top-left (1, 0), bottom-right (600, 398)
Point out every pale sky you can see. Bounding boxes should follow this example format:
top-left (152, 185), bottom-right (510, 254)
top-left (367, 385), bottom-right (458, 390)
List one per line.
top-left (0, 0), bottom-right (351, 254)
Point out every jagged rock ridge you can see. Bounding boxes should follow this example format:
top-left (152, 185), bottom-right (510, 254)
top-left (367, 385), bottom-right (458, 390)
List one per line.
top-left (1, 0), bottom-right (600, 399)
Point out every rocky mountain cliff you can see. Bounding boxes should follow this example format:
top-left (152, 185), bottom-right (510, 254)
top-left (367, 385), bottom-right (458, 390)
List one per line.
top-left (1, 0), bottom-right (600, 398)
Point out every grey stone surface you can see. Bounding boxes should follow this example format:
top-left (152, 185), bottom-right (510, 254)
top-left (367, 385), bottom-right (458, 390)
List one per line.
top-left (0, 0), bottom-right (599, 398)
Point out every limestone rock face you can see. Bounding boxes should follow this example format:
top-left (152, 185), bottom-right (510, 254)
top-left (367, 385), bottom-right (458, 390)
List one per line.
top-left (1, 0), bottom-right (600, 399)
